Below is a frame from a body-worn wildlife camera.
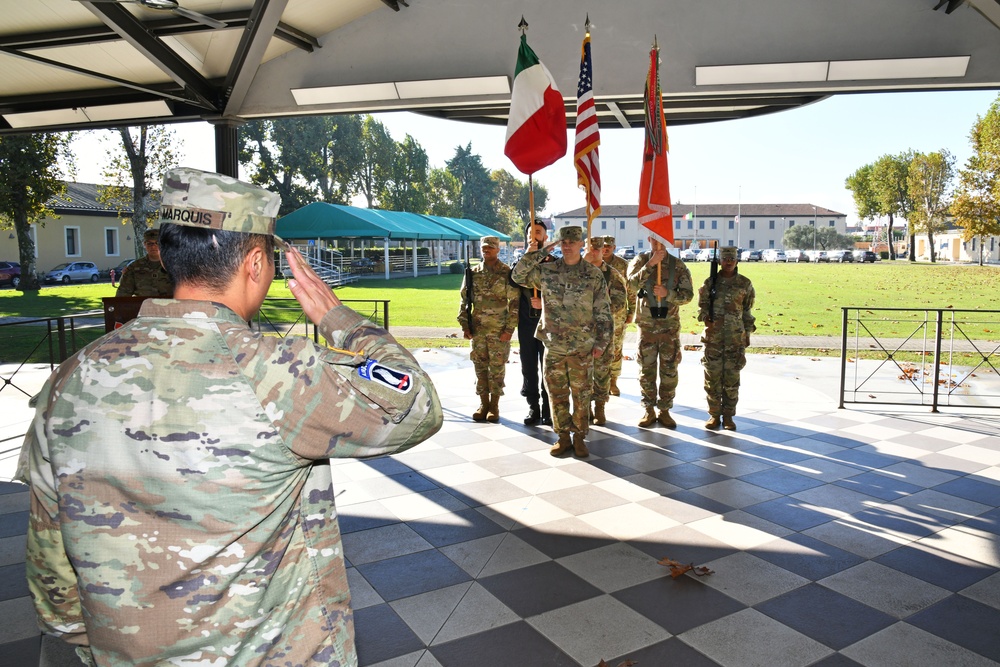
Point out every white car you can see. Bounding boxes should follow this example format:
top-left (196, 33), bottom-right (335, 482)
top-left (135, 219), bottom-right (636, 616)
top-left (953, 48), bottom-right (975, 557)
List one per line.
top-left (762, 249), bottom-right (786, 262)
top-left (696, 248), bottom-right (718, 262)
top-left (680, 248), bottom-right (698, 261)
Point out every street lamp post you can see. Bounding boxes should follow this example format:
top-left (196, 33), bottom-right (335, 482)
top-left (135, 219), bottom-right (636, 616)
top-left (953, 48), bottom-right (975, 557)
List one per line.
top-left (812, 206), bottom-right (817, 251)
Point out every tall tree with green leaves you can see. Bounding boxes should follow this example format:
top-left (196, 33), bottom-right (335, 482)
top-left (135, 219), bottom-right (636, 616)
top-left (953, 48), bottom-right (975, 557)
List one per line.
top-left (240, 118), bottom-right (323, 216)
top-left (908, 150), bottom-right (955, 263)
top-left (446, 143), bottom-right (497, 226)
top-left (426, 168), bottom-right (462, 217)
top-left (871, 152), bottom-right (914, 261)
top-left (380, 134), bottom-right (429, 213)
top-left (312, 115), bottom-right (363, 206)
top-left (952, 98), bottom-right (1000, 266)
top-left (97, 125), bottom-right (179, 258)
top-left (350, 116), bottom-right (395, 209)
top-left (490, 168), bottom-right (548, 239)
top-left (0, 132), bottom-right (73, 291)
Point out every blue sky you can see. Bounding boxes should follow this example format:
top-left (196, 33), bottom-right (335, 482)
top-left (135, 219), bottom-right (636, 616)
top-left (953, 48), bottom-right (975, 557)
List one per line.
top-left (72, 89), bottom-right (998, 226)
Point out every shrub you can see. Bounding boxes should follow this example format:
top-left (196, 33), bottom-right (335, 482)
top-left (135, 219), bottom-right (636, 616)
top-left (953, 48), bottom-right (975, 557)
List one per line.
top-left (449, 261), bottom-right (466, 274)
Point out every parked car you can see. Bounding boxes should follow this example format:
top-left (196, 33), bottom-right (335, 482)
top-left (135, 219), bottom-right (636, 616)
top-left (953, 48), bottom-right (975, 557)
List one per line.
top-left (106, 258), bottom-right (135, 279)
top-left (853, 250), bottom-right (878, 263)
top-left (696, 248), bottom-right (718, 262)
top-left (762, 249), bottom-right (786, 262)
top-left (812, 250), bottom-right (829, 262)
top-left (44, 261), bottom-right (99, 284)
top-left (0, 260), bottom-right (21, 288)
top-left (827, 250), bottom-right (854, 263)
top-left (680, 248), bottom-right (698, 261)
top-left (740, 249), bottom-right (762, 262)
top-left (784, 249), bottom-right (809, 262)
top-left (616, 246), bottom-right (636, 260)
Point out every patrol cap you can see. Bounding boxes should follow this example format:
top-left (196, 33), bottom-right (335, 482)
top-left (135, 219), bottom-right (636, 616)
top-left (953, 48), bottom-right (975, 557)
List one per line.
top-left (143, 228), bottom-right (160, 242)
top-left (480, 236), bottom-right (500, 249)
top-left (720, 246), bottom-right (739, 260)
top-left (587, 236), bottom-right (605, 248)
top-left (601, 235), bottom-right (616, 246)
top-left (555, 225), bottom-right (584, 242)
top-left (157, 168), bottom-right (283, 242)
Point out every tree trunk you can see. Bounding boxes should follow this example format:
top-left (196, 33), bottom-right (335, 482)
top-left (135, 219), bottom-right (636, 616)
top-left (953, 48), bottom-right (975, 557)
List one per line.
top-left (908, 233), bottom-right (916, 262)
top-left (979, 235), bottom-right (985, 267)
top-left (928, 230), bottom-right (936, 263)
top-left (886, 213), bottom-right (895, 260)
top-left (14, 209), bottom-right (40, 291)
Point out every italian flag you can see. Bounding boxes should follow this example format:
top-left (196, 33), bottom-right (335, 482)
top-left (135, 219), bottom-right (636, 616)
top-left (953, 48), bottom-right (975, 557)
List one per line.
top-left (504, 34), bottom-right (567, 175)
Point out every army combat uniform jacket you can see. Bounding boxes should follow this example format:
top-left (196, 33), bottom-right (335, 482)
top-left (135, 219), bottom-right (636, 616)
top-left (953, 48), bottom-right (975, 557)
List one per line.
top-left (628, 251), bottom-right (694, 331)
top-left (115, 255), bottom-right (174, 297)
top-left (20, 299), bottom-right (442, 667)
top-left (457, 260), bottom-right (519, 336)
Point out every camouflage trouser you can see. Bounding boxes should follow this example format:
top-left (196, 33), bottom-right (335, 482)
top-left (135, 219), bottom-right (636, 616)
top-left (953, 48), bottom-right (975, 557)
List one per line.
top-left (471, 333), bottom-right (511, 397)
top-left (610, 321), bottom-right (626, 380)
top-left (543, 343), bottom-right (593, 436)
top-left (592, 340), bottom-right (613, 403)
top-left (701, 338), bottom-right (747, 416)
top-left (637, 330), bottom-right (681, 410)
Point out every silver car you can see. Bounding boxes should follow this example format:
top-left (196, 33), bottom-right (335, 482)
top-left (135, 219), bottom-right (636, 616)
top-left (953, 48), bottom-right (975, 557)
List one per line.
top-left (44, 261), bottom-right (100, 284)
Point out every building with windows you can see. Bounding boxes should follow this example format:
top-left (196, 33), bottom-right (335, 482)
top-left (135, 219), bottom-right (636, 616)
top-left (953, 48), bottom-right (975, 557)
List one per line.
top-left (552, 204), bottom-right (848, 253)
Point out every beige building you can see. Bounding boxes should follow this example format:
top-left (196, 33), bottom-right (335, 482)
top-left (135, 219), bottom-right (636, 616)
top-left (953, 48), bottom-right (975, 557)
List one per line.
top-left (913, 225), bottom-right (1000, 264)
top-left (0, 182), bottom-right (138, 276)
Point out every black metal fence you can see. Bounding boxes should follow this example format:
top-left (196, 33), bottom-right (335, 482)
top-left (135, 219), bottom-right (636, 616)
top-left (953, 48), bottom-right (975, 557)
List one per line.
top-left (840, 307), bottom-right (1000, 411)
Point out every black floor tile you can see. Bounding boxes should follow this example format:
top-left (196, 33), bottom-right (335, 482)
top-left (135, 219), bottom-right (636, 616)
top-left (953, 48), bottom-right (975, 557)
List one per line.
top-left (0, 562), bottom-right (28, 602)
top-left (876, 543), bottom-right (997, 592)
top-left (739, 468), bottom-right (826, 495)
top-left (826, 448), bottom-right (899, 470)
top-left (743, 497), bottom-right (833, 531)
top-left (430, 620), bottom-right (578, 667)
top-left (755, 584), bottom-right (895, 650)
top-left (834, 471), bottom-right (923, 501)
top-left (849, 506), bottom-right (941, 540)
top-left (355, 550), bottom-right (471, 602)
top-left (582, 436), bottom-right (646, 457)
top-left (0, 511), bottom-right (27, 539)
top-left (933, 476), bottom-right (1000, 506)
top-left (585, 457), bottom-right (649, 478)
top-left (751, 533), bottom-right (864, 581)
top-left (478, 561), bottom-right (602, 617)
top-left (613, 575), bottom-right (745, 635)
top-left (906, 595), bottom-right (1000, 662)
top-left (337, 504), bottom-right (399, 535)
top-left (657, 441), bottom-right (729, 462)
top-left (353, 602), bottom-right (425, 666)
top-left (608, 636), bottom-right (723, 666)
top-left (809, 653), bottom-right (866, 667)
top-left (742, 444), bottom-right (816, 465)
top-left (407, 508), bottom-right (505, 548)
top-left (645, 463), bottom-right (730, 489)
top-left (812, 433), bottom-right (870, 448)
top-left (743, 427), bottom-right (811, 444)
top-left (513, 523), bottom-right (616, 560)
top-left (961, 506), bottom-right (1000, 536)
top-left (0, 636), bottom-right (40, 667)
top-left (663, 490), bottom-right (735, 516)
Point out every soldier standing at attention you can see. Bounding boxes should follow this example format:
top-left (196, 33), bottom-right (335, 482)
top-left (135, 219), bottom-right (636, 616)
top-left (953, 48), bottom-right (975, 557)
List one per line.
top-left (583, 236), bottom-right (627, 426)
top-left (459, 235), bottom-right (519, 423)
top-left (18, 168), bottom-right (442, 667)
top-left (628, 234), bottom-right (693, 428)
top-left (512, 225), bottom-right (612, 457)
top-left (698, 245), bottom-right (756, 430)
top-left (510, 219), bottom-right (553, 426)
top-left (602, 235), bottom-right (637, 396)
top-left (116, 227), bottom-right (175, 297)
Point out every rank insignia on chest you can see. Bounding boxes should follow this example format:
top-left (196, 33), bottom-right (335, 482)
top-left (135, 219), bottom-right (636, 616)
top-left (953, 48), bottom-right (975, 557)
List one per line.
top-left (359, 359), bottom-right (412, 393)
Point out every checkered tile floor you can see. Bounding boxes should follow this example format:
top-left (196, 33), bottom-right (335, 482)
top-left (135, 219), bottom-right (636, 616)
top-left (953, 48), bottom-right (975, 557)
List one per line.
top-left (2, 351), bottom-right (999, 666)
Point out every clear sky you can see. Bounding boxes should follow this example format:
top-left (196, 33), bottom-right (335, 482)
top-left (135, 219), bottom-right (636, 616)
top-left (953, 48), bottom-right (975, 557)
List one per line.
top-left (70, 89), bottom-right (998, 226)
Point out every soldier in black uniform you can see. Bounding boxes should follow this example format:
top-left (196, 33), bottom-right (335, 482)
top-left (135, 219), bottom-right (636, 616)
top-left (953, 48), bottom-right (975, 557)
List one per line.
top-left (510, 219), bottom-right (552, 425)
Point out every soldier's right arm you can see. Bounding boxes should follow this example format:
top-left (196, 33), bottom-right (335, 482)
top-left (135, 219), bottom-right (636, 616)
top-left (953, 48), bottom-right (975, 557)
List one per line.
top-left (457, 269), bottom-right (471, 331)
top-left (511, 249), bottom-right (544, 289)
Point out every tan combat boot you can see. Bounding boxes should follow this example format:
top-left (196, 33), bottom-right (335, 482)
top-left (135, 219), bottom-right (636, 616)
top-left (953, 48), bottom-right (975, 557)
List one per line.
top-left (722, 415), bottom-right (737, 431)
top-left (638, 407), bottom-right (657, 428)
top-left (486, 395), bottom-right (500, 423)
top-left (472, 394), bottom-right (489, 422)
top-left (592, 401), bottom-right (606, 426)
top-left (550, 432), bottom-right (572, 457)
top-left (705, 414), bottom-right (721, 430)
top-left (658, 410), bottom-right (677, 428)
top-left (609, 377), bottom-right (621, 396)
top-left (572, 432), bottom-right (589, 458)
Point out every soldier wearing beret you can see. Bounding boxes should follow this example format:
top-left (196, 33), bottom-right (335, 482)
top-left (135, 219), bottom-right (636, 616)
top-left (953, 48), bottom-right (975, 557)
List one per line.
top-left (698, 245), bottom-right (756, 430)
top-left (584, 236), bottom-right (627, 426)
top-left (19, 167), bottom-right (443, 666)
top-left (458, 235), bottom-right (519, 422)
top-left (116, 227), bottom-right (174, 297)
top-left (601, 236), bottom-right (637, 396)
top-left (512, 225), bottom-right (613, 457)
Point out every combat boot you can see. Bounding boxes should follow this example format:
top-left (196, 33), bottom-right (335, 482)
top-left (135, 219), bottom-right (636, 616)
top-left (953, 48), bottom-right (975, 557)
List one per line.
top-left (705, 414), bottom-right (721, 430)
top-left (523, 404), bottom-right (541, 425)
top-left (591, 401), bottom-right (606, 426)
top-left (541, 396), bottom-right (552, 425)
top-left (486, 395), bottom-right (500, 423)
top-left (550, 432), bottom-right (572, 457)
top-left (572, 432), bottom-right (589, 458)
top-left (638, 407), bottom-right (657, 428)
top-left (609, 377), bottom-right (621, 397)
top-left (472, 394), bottom-right (489, 422)
top-left (658, 410), bottom-right (677, 428)
top-left (722, 415), bottom-right (737, 431)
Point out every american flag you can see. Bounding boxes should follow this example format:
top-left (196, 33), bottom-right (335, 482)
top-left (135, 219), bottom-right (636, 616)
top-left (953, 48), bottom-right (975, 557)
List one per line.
top-left (575, 31), bottom-right (601, 231)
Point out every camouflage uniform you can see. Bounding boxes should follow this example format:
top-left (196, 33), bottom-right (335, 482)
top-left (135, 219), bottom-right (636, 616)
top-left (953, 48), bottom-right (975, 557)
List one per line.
top-left (606, 249), bottom-right (636, 383)
top-left (628, 251), bottom-right (694, 415)
top-left (511, 240), bottom-right (612, 440)
top-left (115, 254), bottom-right (174, 298)
top-left (18, 167), bottom-right (444, 667)
top-left (592, 261), bottom-right (627, 405)
top-left (457, 256), bottom-right (519, 412)
top-left (698, 263), bottom-right (756, 419)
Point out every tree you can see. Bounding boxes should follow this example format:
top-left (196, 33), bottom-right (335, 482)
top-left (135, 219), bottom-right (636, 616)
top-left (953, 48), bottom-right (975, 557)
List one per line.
top-left (446, 143), bottom-right (497, 226)
top-left (98, 126), bottom-right (179, 258)
top-left (426, 168), bottom-right (462, 217)
top-left (951, 97), bottom-right (1000, 266)
top-left (350, 116), bottom-right (395, 208)
top-left (846, 152), bottom-right (915, 261)
top-left (312, 115), bottom-right (363, 206)
top-left (907, 150), bottom-right (955, 263)
top-left (380, 134), bottom-right (429, 213)
top-left (491, 168), bottom-right (548, 239)
top-left (0, 133), bottom-right (73, 291)
top-left (782, 224), bottom-right (853, 251)
top-left (240, 118), bottom-right (323, 216)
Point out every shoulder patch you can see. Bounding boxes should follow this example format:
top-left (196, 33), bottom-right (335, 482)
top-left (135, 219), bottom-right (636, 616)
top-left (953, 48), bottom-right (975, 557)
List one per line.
top-left (358, 359), bottom-right (413, 393)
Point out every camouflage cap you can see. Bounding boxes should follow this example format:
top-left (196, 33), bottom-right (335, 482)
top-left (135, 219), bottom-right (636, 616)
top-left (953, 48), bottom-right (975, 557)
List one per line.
top-left (143, 228), bottom-right (160, 241)
top-left (601, 235), bottom-right (616, 246)
top-left (587, 236), bottom-right (605, 248)
top-left (720, 246), bottom-right (739, 260)
top-left (555, 225), bottom-right (584, 242)
top-left (480, 236), bottom-right (500, 248)
top-left (157, 168), bottom-right (282, 241)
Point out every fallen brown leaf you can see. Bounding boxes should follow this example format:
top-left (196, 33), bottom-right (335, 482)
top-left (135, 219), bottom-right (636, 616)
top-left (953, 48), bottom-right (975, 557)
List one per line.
top-left (658, 556), bottom-right (714, 579)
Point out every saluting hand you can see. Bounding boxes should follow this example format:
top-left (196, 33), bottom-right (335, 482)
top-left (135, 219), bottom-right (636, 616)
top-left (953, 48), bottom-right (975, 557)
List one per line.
top-left (286, 246), bottom-right (342, 323)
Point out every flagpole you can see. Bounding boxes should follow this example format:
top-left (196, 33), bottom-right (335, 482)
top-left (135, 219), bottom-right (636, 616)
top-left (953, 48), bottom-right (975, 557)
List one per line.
top-left (737, 185), bottom-right (741, 249)
top-left (529, 173), bottom-right (538, 302)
